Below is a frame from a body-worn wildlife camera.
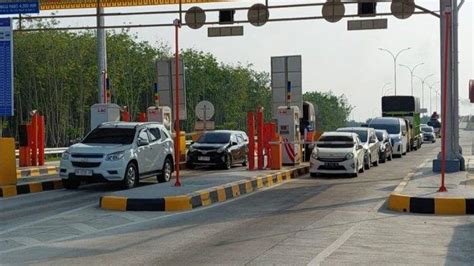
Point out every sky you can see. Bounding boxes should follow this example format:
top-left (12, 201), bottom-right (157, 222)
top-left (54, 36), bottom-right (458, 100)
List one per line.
top-left (9, 0), bottom-right (474, 121)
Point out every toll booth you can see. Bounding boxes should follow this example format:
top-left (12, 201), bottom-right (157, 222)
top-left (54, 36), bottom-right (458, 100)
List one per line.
top-left (90, 103), bottom-right (121, 130)
top-left (277, 106), bottom-right (301, 165)
top-left (147, 106), bottom-right (172, 132)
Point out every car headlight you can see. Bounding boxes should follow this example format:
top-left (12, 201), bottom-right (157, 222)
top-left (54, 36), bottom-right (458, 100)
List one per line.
top-left (105, 151), bottom-right (125, 161)
top-left (61, 151), bottom-right (70, 160)
top-left (188, 146), bottom-right (195, 153)
top-left (311, 151), bottom-right (318, 160)
top-left (392, 136), bottom-right (401, 143)
top-left (217, 146), bottom-right (227, 153)
top-left (345, 153), bottom-right (354, 160)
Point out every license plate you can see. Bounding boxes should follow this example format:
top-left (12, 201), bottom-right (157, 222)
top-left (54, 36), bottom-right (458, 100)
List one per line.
top-left (325, 162), bottom-right (339, 168)
top-left (75, 169), bottom-right (93, 176)
top-left (198, 156), bottom-right (210, 161)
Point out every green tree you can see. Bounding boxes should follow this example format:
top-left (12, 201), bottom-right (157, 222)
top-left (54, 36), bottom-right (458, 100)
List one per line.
top-left (303, 91), bottom-right (353, 131)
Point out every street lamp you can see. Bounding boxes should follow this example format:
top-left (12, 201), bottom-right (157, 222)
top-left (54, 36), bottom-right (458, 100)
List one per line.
top-left (384, 88), bottom-right (394, 96)
top-left (378, 47), bottom-right (411, 95)
top-left (399, 62), bottom-right (424, 96)
top-left (414, 74), bottom-right (435, 111)
top-left (380, 82), bottom-right (391, 98)
top-left (428, 81), bottom-right (440, 114)
top-left (434, 88), bottom-right (440, 113)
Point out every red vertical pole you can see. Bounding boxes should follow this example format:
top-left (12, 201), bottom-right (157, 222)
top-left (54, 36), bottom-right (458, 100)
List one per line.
top-left (38, 116), bottom-right (45, 166)
top-left (27, 123), bottom-right (33, 166)
top-left (439, 12), bottom-right (450, 193)
top-left (247, 112), bottom-right (255, 170)
top-left (257, 108), bottom-right (264, 170)
top-left (174, 19), bottom-right (181, 187)
top-left (30, 114), bottom-right (38, 166)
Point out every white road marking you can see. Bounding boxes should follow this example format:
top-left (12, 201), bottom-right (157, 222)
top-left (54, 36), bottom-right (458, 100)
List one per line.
top-left (307, 225), bottom-right (357, 266)
top-left (9, 237), bottom-right (42, 246)
top-left (0, 179), bottom-right (292, 255)
top-left (70, 223), bottom-right (99, 234)
top-left (0, 203), bottom-right (96, 236)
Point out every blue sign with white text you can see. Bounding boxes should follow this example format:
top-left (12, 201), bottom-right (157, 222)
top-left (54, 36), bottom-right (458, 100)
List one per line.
top-left (0, 17), bottom-right (13, 116)
top-left (0, 1), bottom-right (39, 15)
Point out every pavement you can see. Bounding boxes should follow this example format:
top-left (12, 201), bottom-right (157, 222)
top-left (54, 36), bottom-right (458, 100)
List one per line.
top-left (389, 130), bottom-right (474, 214)
top-left (1, 131), bottom-right (474, 264)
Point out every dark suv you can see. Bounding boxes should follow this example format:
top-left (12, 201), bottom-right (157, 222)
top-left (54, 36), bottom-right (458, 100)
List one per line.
top-left (186, 130), bottom-right (249, 169)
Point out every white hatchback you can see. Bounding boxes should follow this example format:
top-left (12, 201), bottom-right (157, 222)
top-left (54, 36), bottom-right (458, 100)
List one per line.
top-left (60, 122), bottom-right (174, 189)
top-left (310, 132), bottom-right (365, 177)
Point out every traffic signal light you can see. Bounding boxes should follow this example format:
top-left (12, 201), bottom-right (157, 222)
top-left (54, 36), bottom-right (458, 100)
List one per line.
top-left (358, 2), bottom-right (377, 17)
top-left (219, 9), bottom-right (235, 24)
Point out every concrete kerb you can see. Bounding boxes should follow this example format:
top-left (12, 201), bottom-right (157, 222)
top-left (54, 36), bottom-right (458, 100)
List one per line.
top-left (0, 179), bottom-right (63, 198)
top-left (16, 166), bottom-right (58, 179)
top-left (100, 166), bottom-right (309, 212)
top-left (388, 171), bottom-right (474, 215)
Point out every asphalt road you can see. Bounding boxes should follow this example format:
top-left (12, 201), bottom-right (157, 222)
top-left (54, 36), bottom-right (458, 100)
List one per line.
top-left (1, 139), bottom-right (474, 265)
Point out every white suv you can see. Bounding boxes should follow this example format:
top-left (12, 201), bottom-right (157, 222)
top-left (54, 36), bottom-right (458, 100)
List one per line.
top-left (60, 122), bottom-right (174, 189)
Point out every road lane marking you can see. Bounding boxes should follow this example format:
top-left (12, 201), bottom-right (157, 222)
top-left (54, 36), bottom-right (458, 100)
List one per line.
top-left (9, 237), bottom-right (42, 246)
top-left (307, 225), bottom-right (357, 266)
top-left (0, 203), bottom-right (96, 236)
top-left (0, 179), bottom-right (292, 255)
top-left (70, 223), bottom-right (99, 234)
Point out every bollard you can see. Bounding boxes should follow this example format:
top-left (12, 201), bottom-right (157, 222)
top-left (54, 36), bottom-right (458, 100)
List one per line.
top-left (0, 138), bottom-right (17, 186)
top-left (179, 131), bottom-right (186, 162)
top-left (257, 108), bottom-right (264, 170)
top-left (38, 115), bottom-right (45, 166)
top-left (270, 135), bottom-right (282, 170)
top-left (247, 112), bottom-right (255, 170)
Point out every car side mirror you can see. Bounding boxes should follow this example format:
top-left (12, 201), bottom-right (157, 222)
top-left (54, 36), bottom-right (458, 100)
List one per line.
top-left (358, 144), bottom-right (364, 150)
top-left (138, 138), bottom-right (149, 146)
top-left (231, 141), bottom-right (238, 146)
top-left (402, 132), bottom-right (407, 136)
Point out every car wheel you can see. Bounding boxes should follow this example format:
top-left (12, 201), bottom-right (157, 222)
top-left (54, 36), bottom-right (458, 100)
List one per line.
top-left (63, 178), bottom-right (80, 189)
top-left (157, 158), bottom-right (173, 183)
top-left (122, 162), bottom-right (138, 189)
top-left (223, 154), bottom-right (232, 170)
top-left (351, 172), bottom-right (358, 178)
top-left (373, 155), bottom-right (379, 167)
top-left (364, 155), bottom-right (371, 170)
top-left (359, 160), bottom-right (365, 173)
top-left (387, 152), bottom-right (393, 161)
top-left (186, 162), bottom-right (195, 170)
top-left (242, 155), bottom-right (248, 167)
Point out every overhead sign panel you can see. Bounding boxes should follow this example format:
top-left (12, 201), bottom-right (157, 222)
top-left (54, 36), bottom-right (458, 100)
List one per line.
top-left (0, 18), bottom-right (14, 117)
top-left (0, 0), bottom-right (39, 14)
top-left (347, 18), bottom-right (387, 31)
top-left (208, 26), bottom-right (243, 37)
top-left (271, 55), bottom-right (302, 119)
top-left (39, 0), bottom-right (225, 10)
top-left (156, 58), bottom-right (187, 120)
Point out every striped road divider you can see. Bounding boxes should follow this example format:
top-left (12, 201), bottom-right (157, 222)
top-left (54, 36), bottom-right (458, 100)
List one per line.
top-left (388, 172), bottom-right (474, 215)
top-left (0, 179), bottom-right (63, 198)
top-left (16, 166), bottom-right (58, 179)
top-left (100, 166), bottom-right (310, 212)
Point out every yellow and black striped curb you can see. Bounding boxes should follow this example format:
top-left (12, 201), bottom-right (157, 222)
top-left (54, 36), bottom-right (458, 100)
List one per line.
top-left (388, 172), bottom-right (474, 215)
top-left (0, 179), bottom-right (64, 198)
top-left (16, 166), bottom-right (58, 179)
top-left (100, 166), bottom-right (310, 212)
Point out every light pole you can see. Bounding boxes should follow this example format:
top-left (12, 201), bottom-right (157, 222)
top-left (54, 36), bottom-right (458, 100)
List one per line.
top-left (434, 88), bottom-right (440, 114)
top-left (428, 81), bottom-right (440, 114)
top-left (384, 88), bottom-right (394, 96)
top-left (380, 82), bottom-right (391, 98)
top-left (399, 62), bottom-right (424, 96)
top-left (414, 74), bottom-right (434, 111)
top-left (378, 47), bottom-right (411, 95)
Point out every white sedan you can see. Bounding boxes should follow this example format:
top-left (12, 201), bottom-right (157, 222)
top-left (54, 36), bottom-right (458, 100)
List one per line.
top-left (310, 132), bottom-right (365, 177)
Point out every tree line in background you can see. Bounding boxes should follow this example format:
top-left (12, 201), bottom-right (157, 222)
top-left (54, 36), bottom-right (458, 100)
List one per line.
top-left (2, 23), bottom-right (352, 147)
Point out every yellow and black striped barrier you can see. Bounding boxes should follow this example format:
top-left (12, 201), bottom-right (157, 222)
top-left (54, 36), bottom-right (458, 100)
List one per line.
top-left (0, 180), bottom-right (63, 198)
top-left (100, 166), bottom-right (310, 212)
top-left (16, 166), bottom-right (58, 179)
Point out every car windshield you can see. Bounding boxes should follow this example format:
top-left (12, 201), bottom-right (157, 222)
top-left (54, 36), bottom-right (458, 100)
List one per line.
top-left (375, 131), bottom-right (384, 141)
top-left (338, 130), bottom-right (368, 142)
top-left (422, 127), bottom-right (433, 133)
top-left (317, 136), bottom-right (354, 148)
top-left (369, 123), bottom-right (400, 134)
top-left (197, 132), bottom-right (231, 144)
top-left (82, 128), bottom-right (136, 144)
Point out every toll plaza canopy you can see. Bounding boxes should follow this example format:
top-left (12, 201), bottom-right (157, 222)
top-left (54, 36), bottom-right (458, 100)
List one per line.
top-left (39, 0), bottom-right (225, 10)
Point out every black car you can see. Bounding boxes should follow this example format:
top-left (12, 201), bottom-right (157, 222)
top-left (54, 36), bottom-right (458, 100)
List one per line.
top-left (375, 129), bottom-right (393, 163)
top-left (187, 130), bottom-right (249, 169)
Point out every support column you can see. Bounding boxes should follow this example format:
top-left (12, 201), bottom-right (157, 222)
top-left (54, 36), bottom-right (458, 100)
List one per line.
top-left (433, 0), bottom-right (464, 172)
top-left (97, 6), bottom-right (107, 103)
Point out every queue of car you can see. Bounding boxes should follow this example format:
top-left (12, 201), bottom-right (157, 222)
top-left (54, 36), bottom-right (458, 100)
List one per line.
top-left (309, 117), bottom-right (437, 178)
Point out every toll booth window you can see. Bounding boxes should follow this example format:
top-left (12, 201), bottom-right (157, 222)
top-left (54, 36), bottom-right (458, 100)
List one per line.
top-left (148, 128), bottom-right (161, 142)
top-left (82, 128), bottom-right (136, 145)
